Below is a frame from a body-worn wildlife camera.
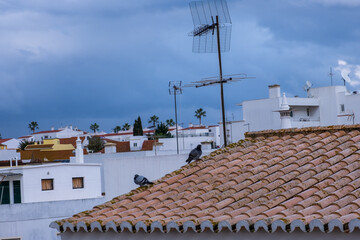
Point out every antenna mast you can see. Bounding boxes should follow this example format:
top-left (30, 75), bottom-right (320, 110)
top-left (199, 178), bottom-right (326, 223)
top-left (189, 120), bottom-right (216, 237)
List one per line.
top-left (188, 0), bottom-right (233, 147)
top-left (329, 67), bottom-right (334, 86)
top-left (169, 81), bottom-right (182, 154)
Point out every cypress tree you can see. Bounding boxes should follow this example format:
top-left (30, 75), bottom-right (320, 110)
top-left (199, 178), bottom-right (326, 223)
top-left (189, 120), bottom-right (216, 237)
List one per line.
top-left (137, 116), bottom-right (143, 136)
top-left (133, 116), bottom-right (143, 136)
top-left (133, 119), bottom-right (138, 136)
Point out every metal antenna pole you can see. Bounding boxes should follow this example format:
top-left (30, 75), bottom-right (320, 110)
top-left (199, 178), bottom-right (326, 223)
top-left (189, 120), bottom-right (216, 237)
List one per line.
top-left (169, 81), bottom-right (182, 154)
top-left (174, 86), bottom-right (179, 154)
top-left (329, 67), bottom-right (334, 86)
top-left (216, 15), bottom-right (227, 147)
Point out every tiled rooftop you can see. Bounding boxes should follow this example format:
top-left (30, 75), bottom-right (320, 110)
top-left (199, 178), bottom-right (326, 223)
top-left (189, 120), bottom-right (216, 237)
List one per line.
top-left (32, 130), bottom-right (61, 134)
top-left (0, 138), bottom-right (11, 144)
top-left (53, 125), bottom-right (360, 233)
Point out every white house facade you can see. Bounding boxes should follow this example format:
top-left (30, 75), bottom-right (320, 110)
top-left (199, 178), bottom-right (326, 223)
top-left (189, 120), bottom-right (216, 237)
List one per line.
top-left (0, 163), bottom-right (104, 240)
top-left (220, 84), bottom-right (360, 145)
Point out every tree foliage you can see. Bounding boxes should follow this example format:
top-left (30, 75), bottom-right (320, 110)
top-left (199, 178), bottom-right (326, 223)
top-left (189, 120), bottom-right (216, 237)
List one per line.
top-left (90, 123), bottom-right (100, 133)
top-left (87, 136), bottom-right (104, 153)
top-left (28, 121), bottom-right (39, 133)
top-left (166, 119), bottom-right (175, 127)
top-left (113, 126), bottom-right (122, 133)
top-left (19, 139), bottom-right (35, 150)
top-left (194, 108), bottom-right (207, 125)
top-left (133, 116), bottom-right (143, 136)
top-left (155, 122), bottom-right (171, 138)
top-left (148, 115), bottom-right (159, 128)
top-left (122, 123), bottom-right (130, 131)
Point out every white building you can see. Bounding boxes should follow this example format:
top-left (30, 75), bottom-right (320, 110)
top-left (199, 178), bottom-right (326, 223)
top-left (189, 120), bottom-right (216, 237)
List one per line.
top-left (220, 84), bottom-right (360, 145)
top-left (0, 163), bottom-right (103, 240)
top-left (0, 138), bottom-right (20, 150)
top-left (0, 138), bottom-right (21, 161)
top-left (29, 126), bottom-right (86, 142)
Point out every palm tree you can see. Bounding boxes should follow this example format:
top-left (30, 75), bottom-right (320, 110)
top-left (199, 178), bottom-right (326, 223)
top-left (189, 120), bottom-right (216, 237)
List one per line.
top-left (148, 115), bottom-right (159, 128)
top-left (194, 108), bottom-right (206, 125)
top-left (113, 126), bottom-right (122, 133)
top-left (90, 123), bottom-right (100, 133)
top-left (122, 123), bottom-right (130, 131)
top-left (28, 121), bottom-right (39, 133)
top-left (166, 119), bottom-right (175, 127)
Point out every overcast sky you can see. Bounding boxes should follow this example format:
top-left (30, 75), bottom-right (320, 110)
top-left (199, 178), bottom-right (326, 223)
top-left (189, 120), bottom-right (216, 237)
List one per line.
top-left (0, 0), bottom-right (360, 138)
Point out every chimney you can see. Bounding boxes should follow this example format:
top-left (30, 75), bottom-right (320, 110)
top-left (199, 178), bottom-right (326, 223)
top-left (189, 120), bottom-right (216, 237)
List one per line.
top-left (75, 136), bottom-right (84, 163)
top-left (268, 84), bottom-right (281, 98)
top-left (51, 126), bottom-right (55, 131)
top-left (279, 92), bottom-right (292, 129)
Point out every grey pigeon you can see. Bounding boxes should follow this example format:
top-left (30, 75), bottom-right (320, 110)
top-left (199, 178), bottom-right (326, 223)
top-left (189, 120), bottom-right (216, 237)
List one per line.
top-left (186, 144), bottom-right (202, 164)
top-left (134, 174), bottom-right (153, 186)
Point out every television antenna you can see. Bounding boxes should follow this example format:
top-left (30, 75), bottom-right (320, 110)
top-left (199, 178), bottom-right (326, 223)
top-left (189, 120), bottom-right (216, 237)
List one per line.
top-left (303, 81), bottom-right (313, 92)
top-left (169, 81), bottom-right (182, 154)
top-left (329, 67), bottom-right (334, 86)
top-left (188, 0), bottom-right (245, 147)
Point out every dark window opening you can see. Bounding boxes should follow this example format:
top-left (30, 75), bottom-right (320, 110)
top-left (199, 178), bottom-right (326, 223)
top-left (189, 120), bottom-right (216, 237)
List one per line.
top-left (72, 177), bottom-right (84, 189)
top-left (0, 181), bottom-right (10, 204)
top-left (13, 180), bottom-right (21, 204)
top-left (41, 179), bottom-right (54, 191)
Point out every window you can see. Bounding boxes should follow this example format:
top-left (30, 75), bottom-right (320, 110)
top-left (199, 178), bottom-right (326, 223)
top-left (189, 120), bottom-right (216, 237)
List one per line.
top-left (13, 180), bottom-right (21, 204)
top-left (340, 104), bottom-right (345, 112)
top-left (133, 143), bottom-right (137, 147)
top-left (0, 181), bottom-right (10, 204)
top-left (41, 179), bottom-right (54, 191)
top-left (2, 238), bottom-right (21, 240)
top-left (307, 108), bottom-right (310, 116)
top-left (72, 177), bottom-right (84, 189)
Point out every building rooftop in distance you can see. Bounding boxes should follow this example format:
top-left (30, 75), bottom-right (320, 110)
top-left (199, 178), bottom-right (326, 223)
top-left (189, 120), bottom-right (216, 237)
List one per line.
top-left (53, 125), bottom-right (360, 233)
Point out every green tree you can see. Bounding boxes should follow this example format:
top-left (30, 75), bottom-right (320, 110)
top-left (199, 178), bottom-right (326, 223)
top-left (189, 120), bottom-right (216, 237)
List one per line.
top-left (166, 119), bottom-right (175, 127)
top-left (148, 115), bottom-right (159, 128)
top-left (87, 136), bottom-right (104, 153)
top-left (28, 121), bottom-right (39, 133)
top-left (113, 126), bottom-right (122, 133)
top-left (0, 133), bottom-right (2, 139)
top-left (19, 139), bottom-right (35, 150)
top-left (90, 123), bottom-right (99, 133)
top-left (155, 122), bottom-right (171, 138)
top-left (133, 116), bottom-right (143, 136)
top-left (122, 123), bottom-right (130, 131)
top-left (194, 108), bottom-right (206, 125)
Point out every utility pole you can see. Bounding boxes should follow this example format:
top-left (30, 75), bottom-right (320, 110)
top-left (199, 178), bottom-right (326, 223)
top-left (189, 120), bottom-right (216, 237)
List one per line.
top-left (169, 81), bottom-right (182, 154)
top-left (329, 67), bottom-right (334, 86)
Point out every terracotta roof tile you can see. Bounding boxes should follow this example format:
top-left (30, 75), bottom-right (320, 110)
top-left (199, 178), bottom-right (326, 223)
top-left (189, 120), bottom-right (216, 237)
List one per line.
top-left (32, 130), bottom-right (61, 134)
top-left (54, 125), bottom-right (360, 233)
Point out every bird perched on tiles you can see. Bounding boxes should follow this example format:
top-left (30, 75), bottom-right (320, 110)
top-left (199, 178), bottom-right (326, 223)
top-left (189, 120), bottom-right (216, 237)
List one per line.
top-left (134, 174), bottom-right (154, 186)
top-left (186, 144), bottom-right (202, 164)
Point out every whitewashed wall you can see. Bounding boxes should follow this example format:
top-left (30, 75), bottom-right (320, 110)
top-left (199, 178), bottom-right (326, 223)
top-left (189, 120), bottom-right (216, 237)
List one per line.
top-left (19, 164), bottom-right (101, 203)
top-left (159, 136), bottom-right (214, 151)
top-left (76, 150), bottom-right (212, 201)
top-left (0, 197), bottom-right (104, 240)
top-left (0, 149), bottom-right (20, 161)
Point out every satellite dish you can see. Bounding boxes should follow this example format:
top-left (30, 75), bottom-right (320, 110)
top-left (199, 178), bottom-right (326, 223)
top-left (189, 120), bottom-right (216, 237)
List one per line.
top-left (303, 81), bottom-right (313, 92)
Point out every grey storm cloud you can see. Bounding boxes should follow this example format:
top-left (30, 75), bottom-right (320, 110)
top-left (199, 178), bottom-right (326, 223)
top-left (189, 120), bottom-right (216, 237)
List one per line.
top-left (0, 0), bottom-right (360, 137)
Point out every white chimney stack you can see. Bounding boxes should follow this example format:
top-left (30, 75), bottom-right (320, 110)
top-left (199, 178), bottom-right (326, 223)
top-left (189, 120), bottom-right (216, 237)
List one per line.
top-left (268, 84), bottom-right (281, 98)
top-left (75, 136), bottom-right (84, 163)
top-left (279, 92), bottom-right (292, 129)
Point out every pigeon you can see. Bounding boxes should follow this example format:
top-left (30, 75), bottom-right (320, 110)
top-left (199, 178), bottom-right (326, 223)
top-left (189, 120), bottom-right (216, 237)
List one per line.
top-left (134, 174), bottom-right (153, 186)
top-left (186, 144), bottom-right (202, 164)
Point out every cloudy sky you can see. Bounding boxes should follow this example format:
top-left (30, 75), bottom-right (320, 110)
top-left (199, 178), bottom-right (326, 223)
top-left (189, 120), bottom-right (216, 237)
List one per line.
top-left (0, 0), bottom-right (360, 138)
